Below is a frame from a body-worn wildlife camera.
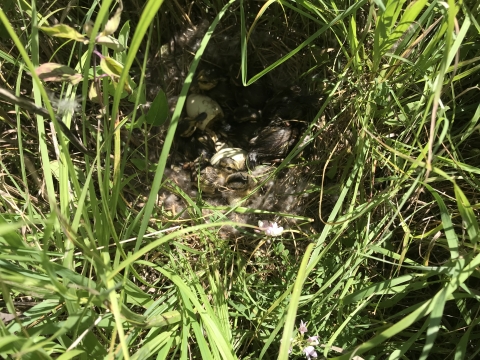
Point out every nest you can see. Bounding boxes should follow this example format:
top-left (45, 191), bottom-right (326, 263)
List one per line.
top-left (116, 2), bottom-right (354, 248)
top-left (135, 9), bottom-right (327, 239)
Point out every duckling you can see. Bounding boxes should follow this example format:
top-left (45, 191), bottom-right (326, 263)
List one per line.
top-left (235, 80), bottom-right (271, 110)
top-left (246, 121), bottom-right (300, 169)
top-left (195, 67), bottom-right (225, 91)
top-left (233, 106), bottom-right (262, 123)
top-left (219, 120), bottom-right (263, 149)
top-left (192, 154), bottom-right (241, 195)
top-left (206, 80), bottom-right (237, 110)
top-left (217, 157), bottom-right (245, 173)
top-left (222, 172), bottom-right (255, 205)
top-left (178, 112), bottom-right (207, 137)
top-left (171, 123), bottom-right (216, 166)
top-left (263, 85), bottom-right (315, 122)
top-left (194, 165), bottom-right (226, 195)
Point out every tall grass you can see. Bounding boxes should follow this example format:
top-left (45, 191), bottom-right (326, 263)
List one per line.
top-left (1, 0), bottom-right (480, 359)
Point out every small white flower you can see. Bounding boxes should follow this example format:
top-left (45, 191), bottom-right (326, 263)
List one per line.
top-left (304, 345), bottom-right (317, 359)
top-left (299, 320), bottom-right (308, 335)
top-left (257, 220), bottom-right (284, 237)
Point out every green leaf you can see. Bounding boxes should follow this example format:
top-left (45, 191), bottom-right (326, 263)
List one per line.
top-left (38, 24), bottom-right (87, 43)
top-left (125, 114), bottom-right (145, 130)
top-left (56, 350), bottom-right (85, 360)
top-left (101, 57), bottom-right (133, 94)
top-left (96, 35), bottom-right (125, 51)
top-left (100, 56), bottom-right (123, 78)
top-left (0, 215), bottom-right (26, 248)
top-left (115, 20), bottom-right (130, 63)
top-left (145, 89), bottom-right (169, 126)
top-left (145, 310), bottom-right (182, 328)
top-left (50, 160), bottom-right (60, 181)
top-left (0, 335), bottom-right (19, 353)
top-left (426, 184), bottom-right (459, 259)
top-left (128, 81), bottom-right (145, 104)
top-left (102, 6), bottom-right (122, 36)
top-left (454, 184), bottom-right (479, 246)
top-left (35, 63), bottom-right (82, 84)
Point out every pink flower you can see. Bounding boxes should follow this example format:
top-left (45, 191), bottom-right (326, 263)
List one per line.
top-left (307, 336), bottom-right (319, 345)
top-left (304, 345), bottom-right (318, 359)
top-left (299, 320), bottom-right (308, 335)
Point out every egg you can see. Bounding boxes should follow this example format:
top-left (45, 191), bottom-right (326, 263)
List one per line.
top-left (186, 94), bottom-right (223, 130)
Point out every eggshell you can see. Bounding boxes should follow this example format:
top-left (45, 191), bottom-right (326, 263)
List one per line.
top-left (186, 94), bottom-right (223, 130)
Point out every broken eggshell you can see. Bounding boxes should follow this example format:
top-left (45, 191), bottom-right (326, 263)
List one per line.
top-left (186, 94), bottom-right (223, 130)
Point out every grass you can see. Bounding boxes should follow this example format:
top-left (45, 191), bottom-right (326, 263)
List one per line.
top-left (1, 0), bottom-right (480, 359)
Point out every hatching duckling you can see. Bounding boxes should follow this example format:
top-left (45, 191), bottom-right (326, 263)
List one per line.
top-left (217, 157), bottom-right (244, 173)
top-left (193, 154), bottom-right (243, 195)
top-left (246, 122), bottom-right (299, 169)
top-left (195, 67), bottom-right (225, 91)
top-left (178, 112), bottom-right (207, 137)
top-left (195, 166), bottom-right (226, 195)
top-left (222, 172), bottom-right (255, 205)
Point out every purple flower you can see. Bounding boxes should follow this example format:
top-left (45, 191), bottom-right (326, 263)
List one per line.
top-left (304, 345), bottom-right (318, 359)
top-left (299, 320), bottom-right (308, 335)
top-left (307, 336), bottom-right (319, 345)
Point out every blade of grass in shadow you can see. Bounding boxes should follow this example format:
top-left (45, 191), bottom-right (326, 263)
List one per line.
top-left (388, 320), bottom-right (429, 359)
top-left (426, 184), bottom-right (460, 259)
top-left (306, 133), bottom-right (365, 272)
top-left (132, 329), bottom-right (177, 359)
top-left (259, 319), bottom-right (286, 359)
top-left (419, 285), bottom-right (447, 360)
top-left (13, 63), bottom-right (39, 251)
top-left (454, 183), bottom-right (479, 246)
top-left (455, 316), bottom-right (480, 360)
